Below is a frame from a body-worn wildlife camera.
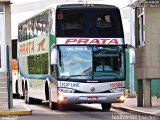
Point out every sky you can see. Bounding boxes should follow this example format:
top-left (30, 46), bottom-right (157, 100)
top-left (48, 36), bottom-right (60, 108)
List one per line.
top-left (11, 0), bottom-right (134, 44)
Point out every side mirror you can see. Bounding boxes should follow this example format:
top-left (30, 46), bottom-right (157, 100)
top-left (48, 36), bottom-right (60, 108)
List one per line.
top-left (51, 47), bottom-right (58, 65)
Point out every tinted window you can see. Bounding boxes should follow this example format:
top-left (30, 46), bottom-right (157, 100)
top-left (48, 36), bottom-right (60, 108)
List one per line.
top-left (18, 9), bottom-right (51, 42)
top-left (95, 11), bottom-right (114, 37)
top-left (57, 11), bottom-right (84, 37)
top-left (56, 9), bottom-right (124, 38)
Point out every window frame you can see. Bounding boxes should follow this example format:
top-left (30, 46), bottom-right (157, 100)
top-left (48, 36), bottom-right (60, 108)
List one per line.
top-left (137, 7), bottom-right (145, 47)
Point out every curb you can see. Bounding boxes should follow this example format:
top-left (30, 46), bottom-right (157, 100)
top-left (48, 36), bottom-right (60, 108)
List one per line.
top-left (0, 104), bottom-right (32, 116)
top-left (112, 104), bottom-right (158, 116)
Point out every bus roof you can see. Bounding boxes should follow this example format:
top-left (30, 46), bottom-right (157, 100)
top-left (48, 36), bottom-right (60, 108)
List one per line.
top-left (57, 4), bottom-right (118, 10)
top-left (18, 3), bottom-right (119, 26)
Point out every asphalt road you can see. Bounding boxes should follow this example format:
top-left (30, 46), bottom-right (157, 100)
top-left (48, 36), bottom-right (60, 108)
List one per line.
top-left (16, 102), bottom-right (132, 120)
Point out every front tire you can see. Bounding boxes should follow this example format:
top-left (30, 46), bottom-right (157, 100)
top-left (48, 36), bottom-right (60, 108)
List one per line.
top-left (49, 99), bottom-right (64, 110)
top-left (101, 103), bottom-right (111, 111)
top-left (35, 99), bottom-right (42, 104)
top-left (49, 99), bottom-right (58, 110)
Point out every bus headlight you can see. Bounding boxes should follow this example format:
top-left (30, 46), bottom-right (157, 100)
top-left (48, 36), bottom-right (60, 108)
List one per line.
top-left (120, 95), bottom-right (125, 101)
top-left (58, 88), bottom-right (75, 93)
top-left (58, 95), bottom-right (64, 102)
top-left (109, 88), bottom-right (125, 93)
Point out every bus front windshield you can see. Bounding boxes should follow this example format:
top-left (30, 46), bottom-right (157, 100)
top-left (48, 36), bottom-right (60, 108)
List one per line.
top-left (58, 46), bottom-right (125, 81)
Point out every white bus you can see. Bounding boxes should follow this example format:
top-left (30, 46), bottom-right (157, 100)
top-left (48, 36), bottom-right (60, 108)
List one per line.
top-left (17, 3), bottom-right (126, 111)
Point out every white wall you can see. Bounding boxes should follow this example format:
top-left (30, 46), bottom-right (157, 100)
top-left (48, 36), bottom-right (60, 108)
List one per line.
top-left (0, 4), bottom-right (6, 72)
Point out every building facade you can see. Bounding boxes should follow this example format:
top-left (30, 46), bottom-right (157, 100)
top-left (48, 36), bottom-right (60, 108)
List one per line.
top-left (133, 0), bottom-right (160, 107)
top-left (0, 0), bottom-right (12, 110)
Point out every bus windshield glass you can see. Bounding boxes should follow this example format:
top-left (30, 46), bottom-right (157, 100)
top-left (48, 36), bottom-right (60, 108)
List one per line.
top-left (56, 8), bottom-right (124, 38)
top-left (58, 46), bottom-right (125, 81)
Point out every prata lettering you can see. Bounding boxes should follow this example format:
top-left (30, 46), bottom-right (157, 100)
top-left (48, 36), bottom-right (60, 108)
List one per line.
top-left (19, 41), bottom-right (34, 55)
top-left (65, 38), bottom-right (119, 44)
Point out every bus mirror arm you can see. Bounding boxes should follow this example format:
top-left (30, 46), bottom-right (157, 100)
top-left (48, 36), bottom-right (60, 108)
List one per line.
top-left (51, 48), bottom-right (58, 65)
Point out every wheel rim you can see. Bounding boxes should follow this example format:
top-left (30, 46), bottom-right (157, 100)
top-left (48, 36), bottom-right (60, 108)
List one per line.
top-left (49, 96), bottom-right (53, 108)
top-left (49, 99), bottom-right (52, 107)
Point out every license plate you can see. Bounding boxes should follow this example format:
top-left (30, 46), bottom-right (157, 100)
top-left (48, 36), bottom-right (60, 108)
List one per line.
top-left (87, 96), bottom-right (98, 100)
top-left (79, 96), bottom-right (106, 101)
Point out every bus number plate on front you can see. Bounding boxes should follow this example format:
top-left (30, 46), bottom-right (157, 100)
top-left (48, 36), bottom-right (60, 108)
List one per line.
top-left (87, 96), bottom-right (98, 101)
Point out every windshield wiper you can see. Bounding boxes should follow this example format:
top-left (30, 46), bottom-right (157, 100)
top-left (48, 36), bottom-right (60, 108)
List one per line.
top-left (94, 74), bottom-right (119, 80)
top-left (66, 75), bottom-right (88, 80)
top-left (82, 67), bottom-right (92, 73)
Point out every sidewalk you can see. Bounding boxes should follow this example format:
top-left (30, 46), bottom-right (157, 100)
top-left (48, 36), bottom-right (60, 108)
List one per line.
top-left (112, 96), bottom-right (160, 116)
top-left (0, 99), bottom-right (32, 116)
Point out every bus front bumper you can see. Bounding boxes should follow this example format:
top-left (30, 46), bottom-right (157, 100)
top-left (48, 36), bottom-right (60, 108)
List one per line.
top-left (57, 92), bottom-right (125, 104)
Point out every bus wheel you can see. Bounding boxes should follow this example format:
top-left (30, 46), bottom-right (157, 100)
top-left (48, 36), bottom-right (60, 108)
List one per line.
top-left (57, 103), bottom-right (64, 110)
top-left (49, 100), bottom-right (63, 110)
top-left (24, 88), bottom-right (34, 104)
top-left (101, 103), bottom-right (111, 111)
top-left (49, 100), bottom-right (57, 110)
top-left (35, 99), bottom-right (42, 104)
